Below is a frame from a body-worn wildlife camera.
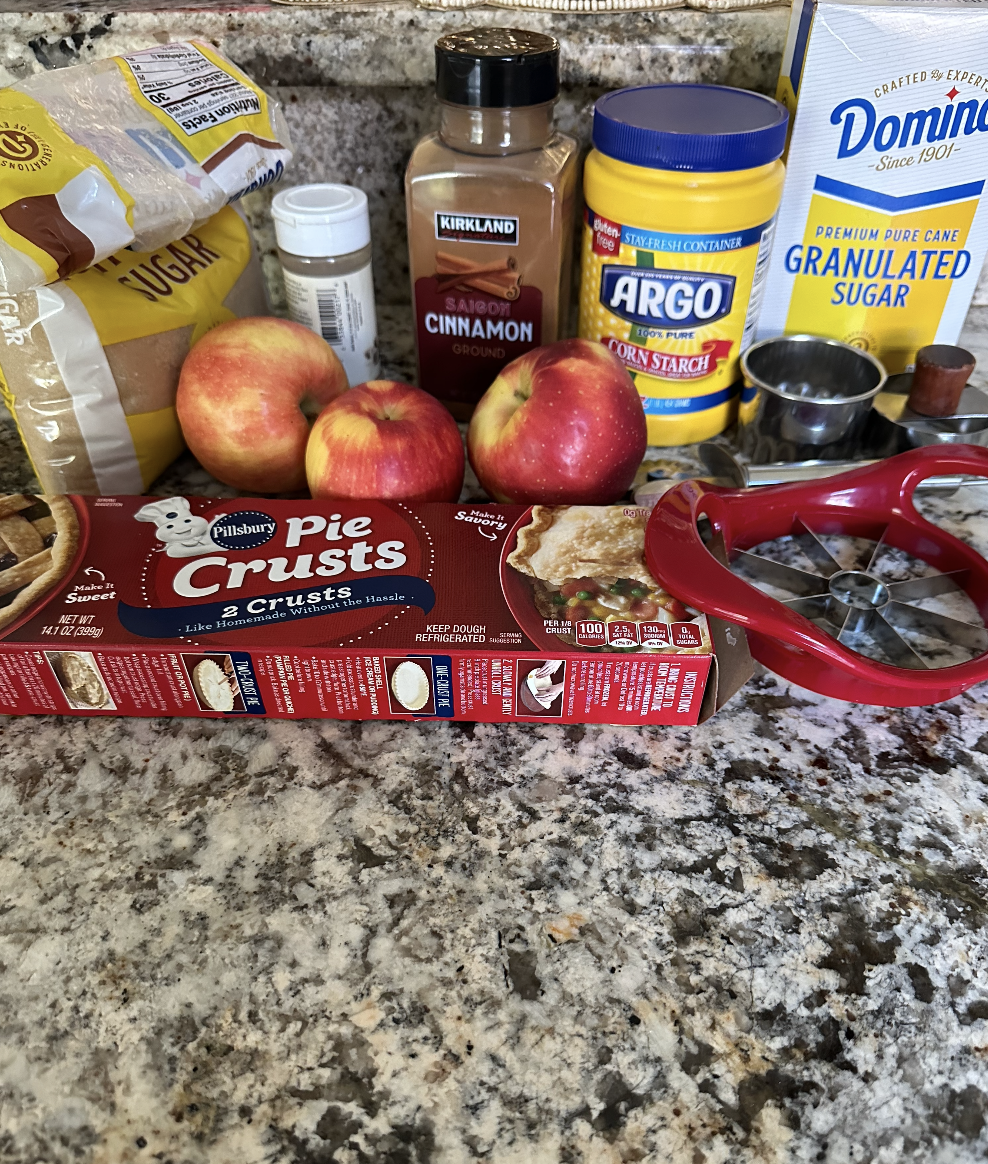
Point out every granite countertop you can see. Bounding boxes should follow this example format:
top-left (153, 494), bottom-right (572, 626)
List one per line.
top-left (2, 662), bottom-right (988, 1164)
top-left (3, 3), bottom-right (988, 1161)
top-left (3, 314), bottom-right (988, 1163)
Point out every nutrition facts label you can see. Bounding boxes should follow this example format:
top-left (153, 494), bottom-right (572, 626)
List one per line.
top-left (122, 44), bottom-right (261, 136)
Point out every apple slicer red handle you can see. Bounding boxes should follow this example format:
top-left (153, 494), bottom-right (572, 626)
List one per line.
top-left (645, 445), bottom-right (988, 706)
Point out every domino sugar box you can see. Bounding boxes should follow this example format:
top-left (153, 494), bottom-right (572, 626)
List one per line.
top-left (759, 0), bottom-right (988, 372)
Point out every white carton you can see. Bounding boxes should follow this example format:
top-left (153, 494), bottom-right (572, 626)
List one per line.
top-left (758, 0), bottom-right (988, 373)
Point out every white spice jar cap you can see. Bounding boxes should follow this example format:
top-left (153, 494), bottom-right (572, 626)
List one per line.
top-left (271, 184), bottom-right (371, 258)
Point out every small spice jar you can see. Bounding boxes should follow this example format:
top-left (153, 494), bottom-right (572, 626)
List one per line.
top-left (405, 28), bottom-right (578, 418)
top-left (272, 184), bottom-right (380, 386)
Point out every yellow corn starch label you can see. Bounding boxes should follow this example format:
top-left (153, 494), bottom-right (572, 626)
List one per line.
top-left (578, 207), bottom-right (775, 444)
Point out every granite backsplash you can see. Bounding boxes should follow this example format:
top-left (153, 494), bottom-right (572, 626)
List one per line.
top-left (5, 3), bottom-right (988, 315)
top-left (0, 4), bottom-right (791, 312)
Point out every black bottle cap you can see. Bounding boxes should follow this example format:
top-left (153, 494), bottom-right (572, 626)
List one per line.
top-left (435, 28), bottom-right (559, 109)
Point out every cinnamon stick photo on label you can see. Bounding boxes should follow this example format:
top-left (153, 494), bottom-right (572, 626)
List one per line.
top-left (434, 252), bottom-right (521, 300)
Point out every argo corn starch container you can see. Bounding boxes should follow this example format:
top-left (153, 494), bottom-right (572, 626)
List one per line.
top-left (578, 84), bottom-right (788, 446)
top-left (758, 0), bottom-right (988, 376)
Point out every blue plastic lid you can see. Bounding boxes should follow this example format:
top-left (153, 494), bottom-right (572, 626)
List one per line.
top-left (593, 84), bottom-right (788, 173)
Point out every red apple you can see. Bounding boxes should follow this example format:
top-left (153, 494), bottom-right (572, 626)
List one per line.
top-left (306, 380), bottom-right (464, 501)
top-left (467, 337), bottom-right (646, 504)
top-left (177, 317), bottom-right (348, 492)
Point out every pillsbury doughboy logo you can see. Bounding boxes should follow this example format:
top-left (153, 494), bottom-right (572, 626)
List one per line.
top-left (135, 500), bottom-right (277, 558)
top-left (600, 266), bottom-right (735, 330)
top-left (210, 511), bottom-right (278, 551)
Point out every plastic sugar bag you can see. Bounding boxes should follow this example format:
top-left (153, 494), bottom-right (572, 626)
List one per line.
top-left (0, 205), bottom-right (268, 494)
top-left (0, 41), bottom-right (291, 292)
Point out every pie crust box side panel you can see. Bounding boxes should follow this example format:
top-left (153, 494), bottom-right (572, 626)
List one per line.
top-left (0, 646), bottom-right (715, 726)
top-left (0, 496), bottom-right (749, 724)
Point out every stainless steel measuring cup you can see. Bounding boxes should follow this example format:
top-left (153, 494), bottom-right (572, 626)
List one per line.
top-left (739, 334), bottom-right (887, 462)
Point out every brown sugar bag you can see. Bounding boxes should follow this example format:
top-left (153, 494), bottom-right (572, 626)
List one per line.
top-left (0, 205), bottom-right (267, 494)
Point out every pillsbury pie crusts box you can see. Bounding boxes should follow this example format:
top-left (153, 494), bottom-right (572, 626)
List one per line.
top-left (0, 493), bottom-right (751, 724)
top-left (758, 0), bottom-right (988, 373)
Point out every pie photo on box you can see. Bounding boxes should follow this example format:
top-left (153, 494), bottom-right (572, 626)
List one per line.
top-left (384, 656), bottom-right (437, 715)
top-left (390, 660), bottom-right (431, 711)
top-left (184, 654), bottom-right (243, 713)
top-left (518, 659), bottom-right (566, 716)
top-left (0, 494), bottom-right (79, 635)
top-left (505, 505), bottom-right (709, 653)
top-left (190, 656), bottom-right (240, 707)
top-left (45, 652), bottom-right (114, 710)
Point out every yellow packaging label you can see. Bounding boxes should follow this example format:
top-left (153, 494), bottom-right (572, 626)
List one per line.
top-left (783, 188), bottom-right (978, 373)
top-left (65, 204), bottom-right (255, 488)
top-left (115, 41), bottom-right (281, 174)
top-left (0, 90), bottom-right (134, 285)
top-left (578, 208), bottom-right (776, 445)
top-left (69, 204), bottom-right (253, 346)
top-left (0, 41), bottom-right (288, 295)
top-left (760, 0), bottom-right (988, 370)
top-left (0, 206), bottom-right (256, 494)
top-left (125, 406), bottom-right (185, 488)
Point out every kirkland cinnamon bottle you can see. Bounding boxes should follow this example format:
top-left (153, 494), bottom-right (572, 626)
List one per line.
top-left (405, 28), bottom-right (578, 419)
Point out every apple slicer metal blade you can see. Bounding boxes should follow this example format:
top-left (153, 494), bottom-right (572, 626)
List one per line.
top-left (645, 448), bottom-right (988, 704)
top-left (731, 517), bottom-right (988, 671)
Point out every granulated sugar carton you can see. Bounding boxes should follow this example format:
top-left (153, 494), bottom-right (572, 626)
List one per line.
top-left (758, 0), bottom-right (988, 373)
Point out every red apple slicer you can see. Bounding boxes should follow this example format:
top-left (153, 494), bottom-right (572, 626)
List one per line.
top-left (645, 446), bottom-right (988, 706)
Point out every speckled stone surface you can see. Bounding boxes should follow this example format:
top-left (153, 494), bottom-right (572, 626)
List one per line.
top-left (3, 666), bottom-right (988, 1163)
top-left (0, 6), bottom-right (790, 90)
top-left (3, 8), bottom-right (988, 1160)
top-left (3, 307), bottom-right (988, 1161)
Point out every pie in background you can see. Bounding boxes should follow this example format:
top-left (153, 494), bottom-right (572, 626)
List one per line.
top-left (0, 494), bottom-right (79, 634)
